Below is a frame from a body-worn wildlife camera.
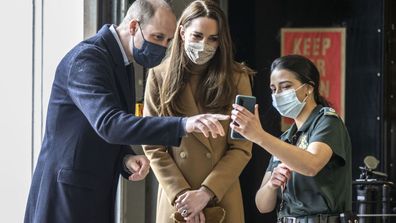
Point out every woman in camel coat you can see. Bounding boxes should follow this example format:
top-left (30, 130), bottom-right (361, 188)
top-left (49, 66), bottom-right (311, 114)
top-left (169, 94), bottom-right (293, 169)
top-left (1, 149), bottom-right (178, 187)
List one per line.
top-left (143, 1), bottom-right (254, 222)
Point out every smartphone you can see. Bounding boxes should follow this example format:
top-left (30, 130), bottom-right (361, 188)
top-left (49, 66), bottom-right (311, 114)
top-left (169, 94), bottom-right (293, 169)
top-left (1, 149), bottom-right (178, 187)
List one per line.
top-left (230, 95), bottom-right (256, 140)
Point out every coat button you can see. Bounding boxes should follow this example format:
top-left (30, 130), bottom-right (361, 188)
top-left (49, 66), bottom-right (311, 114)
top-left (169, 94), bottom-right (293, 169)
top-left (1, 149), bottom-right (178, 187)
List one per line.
top-left (206, 153), bottom-right (212, 159)
top-left (180, 151), bottom-right (187, 159)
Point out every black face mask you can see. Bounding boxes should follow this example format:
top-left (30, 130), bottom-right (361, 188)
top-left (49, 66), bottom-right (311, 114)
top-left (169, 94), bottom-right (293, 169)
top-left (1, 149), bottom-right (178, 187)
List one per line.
top-left (131, 23), bottom-right (167, 68)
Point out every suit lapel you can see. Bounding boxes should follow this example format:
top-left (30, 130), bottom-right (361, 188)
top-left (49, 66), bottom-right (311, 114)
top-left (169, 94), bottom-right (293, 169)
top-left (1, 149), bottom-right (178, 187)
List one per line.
top-left (118, 65), bottom-right (135, 112)
top-left (181, 83), bottom-right (212, 151)
top-left (100, 25), bottom-right (135, 112)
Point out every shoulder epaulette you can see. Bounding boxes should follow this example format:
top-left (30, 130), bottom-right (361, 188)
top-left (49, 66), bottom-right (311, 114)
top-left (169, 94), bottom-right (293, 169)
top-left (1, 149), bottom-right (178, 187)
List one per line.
top-left (320, 107), bottom-right (339, 118)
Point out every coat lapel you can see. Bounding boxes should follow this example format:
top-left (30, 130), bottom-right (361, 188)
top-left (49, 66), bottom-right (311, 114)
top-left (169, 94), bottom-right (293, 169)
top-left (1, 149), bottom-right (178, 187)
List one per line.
top-left (116, 64), bottom-right (134, 112)
top-left (100, 25), bottom-right (134, 112)
top-left (181, 83), bottom-right (213, 151)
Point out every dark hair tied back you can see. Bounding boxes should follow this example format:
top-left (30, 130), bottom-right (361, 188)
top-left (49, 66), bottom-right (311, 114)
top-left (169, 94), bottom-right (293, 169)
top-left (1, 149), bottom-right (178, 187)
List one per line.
top-left (271, 54), bottom-right (330, 107)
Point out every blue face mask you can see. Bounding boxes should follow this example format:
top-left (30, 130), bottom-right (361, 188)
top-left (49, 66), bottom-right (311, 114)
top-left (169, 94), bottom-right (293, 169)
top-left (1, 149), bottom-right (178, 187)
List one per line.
top-left (272, 84), bottom-right (309, 119)
top-left (131, 24), bottom-right (167, 68)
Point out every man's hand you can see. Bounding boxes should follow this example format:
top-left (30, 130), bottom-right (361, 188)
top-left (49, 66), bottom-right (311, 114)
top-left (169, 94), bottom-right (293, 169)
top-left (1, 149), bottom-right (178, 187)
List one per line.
top-left (185, 114), bottom-right (229, 138)
top-left (124, 155), bottom-right (150, 181)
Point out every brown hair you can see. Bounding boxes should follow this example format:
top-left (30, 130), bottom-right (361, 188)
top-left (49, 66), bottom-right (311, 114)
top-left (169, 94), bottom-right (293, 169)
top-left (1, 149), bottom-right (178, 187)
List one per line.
top-left (159, 0), bottom-right (254, 116)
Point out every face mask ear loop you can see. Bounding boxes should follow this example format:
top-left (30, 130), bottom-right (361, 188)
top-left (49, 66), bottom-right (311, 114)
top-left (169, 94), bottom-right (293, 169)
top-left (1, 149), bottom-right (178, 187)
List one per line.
top-left (302, 84), bottom-right (314, 103)
top-left (302, 92), bottom-right (310, 103)
top-left (136, 21), bottom-right (146, 41)
top-left (132, 21), bottom-right (146, 49)
top-left (295, 83), bottom-right (306, 92)
top-left (295, 83), bottom-right (309, 103)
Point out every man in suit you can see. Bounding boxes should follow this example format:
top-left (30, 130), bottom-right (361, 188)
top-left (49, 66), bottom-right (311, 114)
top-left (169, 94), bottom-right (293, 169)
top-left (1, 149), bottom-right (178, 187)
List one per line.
top-left (24, 0), bottom-right (228, 222)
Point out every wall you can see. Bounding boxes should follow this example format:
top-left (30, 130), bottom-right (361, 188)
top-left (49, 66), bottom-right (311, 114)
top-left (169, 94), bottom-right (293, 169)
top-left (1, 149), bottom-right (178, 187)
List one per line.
top-left (32, 0), bottom-right (84, 166)
top-left (0, 2), bottom-right (33, 222)
top-left (0, 1), bottom-right (84, 222)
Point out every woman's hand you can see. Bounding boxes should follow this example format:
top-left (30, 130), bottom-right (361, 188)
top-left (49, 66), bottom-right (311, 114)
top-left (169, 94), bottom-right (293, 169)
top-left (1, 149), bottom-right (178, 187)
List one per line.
top-left (230, 104), bottom-right (264, 143)
top-left (269, 163), bottom-right (291, 190)
top-left (186, 211), bottom-right (205, 223)
top-left (175, 189), bottom-right (211, 221)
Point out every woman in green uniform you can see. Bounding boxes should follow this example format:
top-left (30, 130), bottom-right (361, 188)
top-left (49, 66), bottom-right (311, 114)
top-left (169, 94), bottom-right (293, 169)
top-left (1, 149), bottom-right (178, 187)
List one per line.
top-left (230, 54), bottom-right (352, 223)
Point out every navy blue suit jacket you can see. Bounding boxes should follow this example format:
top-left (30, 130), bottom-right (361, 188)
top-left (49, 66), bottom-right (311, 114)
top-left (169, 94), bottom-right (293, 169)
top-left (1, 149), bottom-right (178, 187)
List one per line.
top-left (24, 25), bottom-right (185, 223)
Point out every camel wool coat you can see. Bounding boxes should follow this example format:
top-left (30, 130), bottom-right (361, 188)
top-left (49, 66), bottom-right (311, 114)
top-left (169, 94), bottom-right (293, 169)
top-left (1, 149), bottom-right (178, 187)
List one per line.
top-left (143, 61), bottom-right (253, 223)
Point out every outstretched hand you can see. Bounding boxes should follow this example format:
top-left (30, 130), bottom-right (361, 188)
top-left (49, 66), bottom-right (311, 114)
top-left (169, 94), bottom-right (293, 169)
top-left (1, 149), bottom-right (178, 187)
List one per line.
top-left (185, 114), bottom-right (229, 138)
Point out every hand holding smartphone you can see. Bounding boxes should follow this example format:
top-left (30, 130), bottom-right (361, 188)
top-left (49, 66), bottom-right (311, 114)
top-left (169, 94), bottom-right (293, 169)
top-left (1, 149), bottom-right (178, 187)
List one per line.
top-left (230, 95), bottom-right (256, 140)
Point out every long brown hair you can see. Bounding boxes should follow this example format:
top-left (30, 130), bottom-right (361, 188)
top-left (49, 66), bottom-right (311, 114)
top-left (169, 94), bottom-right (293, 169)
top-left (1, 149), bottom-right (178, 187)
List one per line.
top-left (159, 0), bottom-right (253, 116)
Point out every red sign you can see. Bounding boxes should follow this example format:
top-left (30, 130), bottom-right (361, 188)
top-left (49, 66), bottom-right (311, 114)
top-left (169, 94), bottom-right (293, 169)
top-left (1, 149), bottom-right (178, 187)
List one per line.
top-left (281, 28), bottom-right (346, 128)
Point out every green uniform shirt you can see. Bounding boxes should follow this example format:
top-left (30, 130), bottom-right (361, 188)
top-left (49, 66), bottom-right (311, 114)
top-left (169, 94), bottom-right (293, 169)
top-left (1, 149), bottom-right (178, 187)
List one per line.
top-left (267, 105), bottom-right (352, 218)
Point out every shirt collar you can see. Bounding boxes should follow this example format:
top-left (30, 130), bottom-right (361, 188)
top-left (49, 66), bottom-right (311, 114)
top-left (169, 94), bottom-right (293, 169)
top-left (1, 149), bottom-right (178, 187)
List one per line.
top-left (109, 25), bottom-right (130, 66)
top-left (282, 105), bottom-right (323, 143)
top-left (298, 105), bottom-right (323, 132)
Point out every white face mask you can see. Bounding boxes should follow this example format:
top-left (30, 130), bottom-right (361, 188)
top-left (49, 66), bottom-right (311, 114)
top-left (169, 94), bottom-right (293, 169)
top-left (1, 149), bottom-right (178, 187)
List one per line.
top-left (184, 39), bottom-right (217, 65)
top-left (272, 84), bottom-right (309, 119)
